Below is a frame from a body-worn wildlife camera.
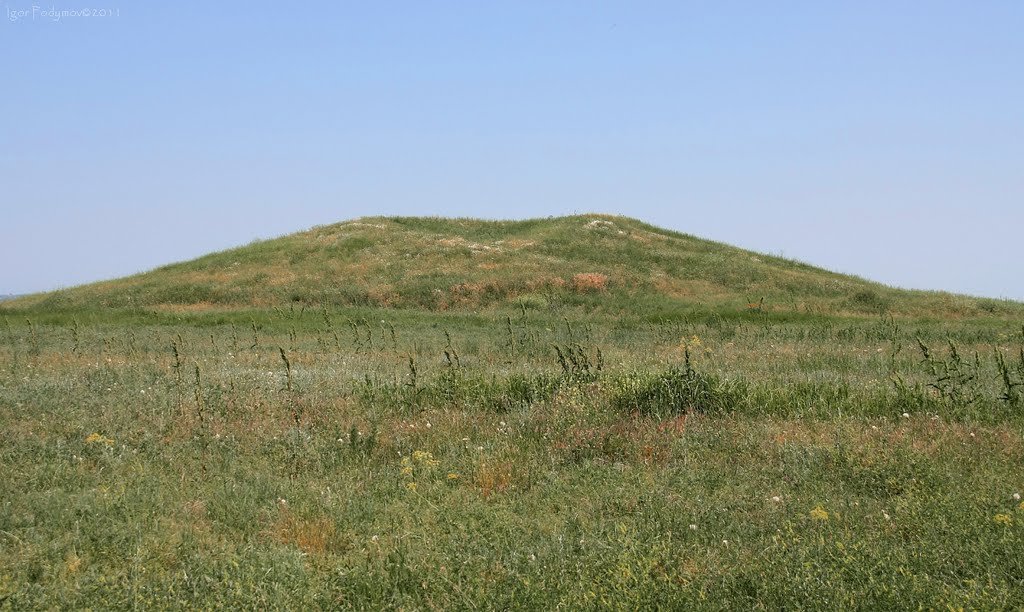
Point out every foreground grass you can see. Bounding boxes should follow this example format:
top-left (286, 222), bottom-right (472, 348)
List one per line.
top-left (1, 307), bottom-right (1022, 608)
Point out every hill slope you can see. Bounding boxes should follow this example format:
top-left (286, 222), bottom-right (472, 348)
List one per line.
top-left (5, 215), bottom-right (1019, 317)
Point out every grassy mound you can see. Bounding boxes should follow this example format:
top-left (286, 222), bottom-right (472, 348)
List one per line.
top-left (7, 215), bottom-right (1019, 318)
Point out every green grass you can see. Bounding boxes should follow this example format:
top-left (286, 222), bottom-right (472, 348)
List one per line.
top-left (2, 216), bottom-right (1023, 607)
top-left (1, 303), bottom-right (1023, 608)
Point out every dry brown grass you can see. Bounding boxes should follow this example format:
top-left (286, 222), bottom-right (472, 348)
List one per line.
top-left (176, 271), bottom-right (239, 284)
top-left (501, 239), bottom-right (537, 249)
top-left (475, 459), bottom-right (517, 498)
top-left (268, 507), bottom-right (347, 555)
top-left (649, 276), bottom-right (727, 300)
top-left (150, 302), bottom-right (221, 313)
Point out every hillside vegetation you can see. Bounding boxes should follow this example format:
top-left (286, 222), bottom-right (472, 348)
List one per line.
top-left (2, 215), bottom-right (1023, 608)
top-left (7, 215), bottom-right (1019, 318)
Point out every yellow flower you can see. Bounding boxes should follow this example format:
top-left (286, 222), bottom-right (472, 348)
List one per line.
top-left (447, 473), bottom-right (459, 480)
top-left (85, 433), bottom-right (113, 445)
top-left (412, 450), bottom-right (440, 468)
top-left (402, 451), bottom-right (442, 477)
top-left (810, 506), bottom-right (830, 521)
top-left (65, 553), bottom-right (82, 574)
top-left (993, 513), bottom-right (1013, 526)
top-left (1018, 501), bottom-right (1024, 511)
top-left (406, 482), bottom-right (417, 491)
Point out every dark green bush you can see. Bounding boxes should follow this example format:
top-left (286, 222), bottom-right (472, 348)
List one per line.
top-left (609, 368), bottom-right (742, 417)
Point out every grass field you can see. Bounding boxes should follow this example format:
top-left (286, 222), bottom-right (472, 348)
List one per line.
top-left (2, 217), bottom-right (1023, 608)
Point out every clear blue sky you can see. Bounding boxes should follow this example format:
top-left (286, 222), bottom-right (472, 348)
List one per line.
top-left (2, 2), bottom-right (1022, 300)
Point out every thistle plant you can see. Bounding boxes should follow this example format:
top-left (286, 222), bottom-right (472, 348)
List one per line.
top-left (995, 349), bottom-right (1022, 406)
top-left (348, 319), bottom-right (362, 352)
top-left (193, 362), bottom-right (205, 426)
top-left (364, 320), bottom-right (374, 352)
top-left (443, 330), bottom-right (460, 368)
top-left (916, 337), bottom-right (981, 409)
top-left (70, 318), bottom-right (81, 355)
top-left (193, 362), bottom-right (208, 475)
top-left (505, 315), bottom-right (516, 361)
top-left (553, 341), bottom-right (603, 380)
top-left (404, 354), bottom-right (425, 413)
top-left (279, 346), bottom-right (304, 478)
top-left (3, 316), bottom-right (17, 375)
top-left (406, 355), bottom-right (419, 392)
top-left (322, 307), bottom-right (343, 350)
top-left (26, 318), bottom-right (39, 355)
top-left (171, 337), bottom-right (184, 415)
top-left (279, 346), bottom-right (293, 394)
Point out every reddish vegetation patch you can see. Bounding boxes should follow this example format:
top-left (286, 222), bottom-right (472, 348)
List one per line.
top-left (657, 414), bottom-right (688, 436)
top-left (571, 273), bottom-right (609, 293)
top-left (367, 285), bottom-right (399, 307)
top-left (444, 276), bottom-right (573, 308)
top-left (552, 418), bottom-right (675, 467)
top-left (448, 280), bottom-right (508, 308)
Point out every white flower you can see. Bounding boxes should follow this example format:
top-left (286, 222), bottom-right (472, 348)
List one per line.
top-left (902, 412), bottom-right (910, 418)
top-left (1013, 493), bottom-right (1021, 502)
top-left (771, 496), bottom-right (782, 503)
top-left (689, 524), bottom-right (698, 531)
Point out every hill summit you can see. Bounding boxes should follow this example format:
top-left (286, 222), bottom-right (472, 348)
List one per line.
top-left (5, 215), bottom-right (1017, 317)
